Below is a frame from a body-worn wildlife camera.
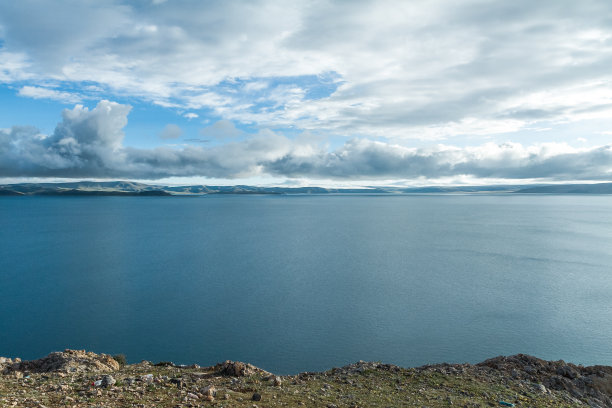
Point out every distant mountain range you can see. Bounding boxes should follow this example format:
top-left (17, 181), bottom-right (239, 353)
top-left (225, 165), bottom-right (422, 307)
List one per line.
top-left (1, 181), bottom-right (612, 196)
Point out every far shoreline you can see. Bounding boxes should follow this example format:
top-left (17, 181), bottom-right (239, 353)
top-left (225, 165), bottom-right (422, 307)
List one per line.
top-left (3, 180), bottom-right (612, 196)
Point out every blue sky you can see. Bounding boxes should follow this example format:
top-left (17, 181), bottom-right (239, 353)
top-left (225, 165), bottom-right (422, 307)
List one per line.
top-left (1, 0), bottom-right (612, 186)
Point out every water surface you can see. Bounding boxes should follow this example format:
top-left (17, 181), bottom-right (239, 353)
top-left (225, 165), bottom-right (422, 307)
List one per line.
top-left (1, 194), bottom-right (611, 374)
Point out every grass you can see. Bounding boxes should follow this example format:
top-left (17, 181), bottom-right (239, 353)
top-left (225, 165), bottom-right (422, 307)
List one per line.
top-left (0, 361), bottom-right (589, 407)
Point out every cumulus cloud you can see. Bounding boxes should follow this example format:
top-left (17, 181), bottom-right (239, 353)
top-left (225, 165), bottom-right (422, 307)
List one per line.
top-left (159, 124), bottom-right (183, 139)
top-left (0, 101), bottom-right (290, 179)
top-left (265, 140), bottom-right (612, 180)
top-left (1, 101), bottom-right (612, 181)
top-left (0, 101), bottom-right (131, 177)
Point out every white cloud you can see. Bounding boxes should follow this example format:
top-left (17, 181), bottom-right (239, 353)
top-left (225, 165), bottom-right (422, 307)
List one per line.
top-left (1, 1), bottom-right (611, 141)
top-left (159, 124), bottom-right (183, 139)
top-left (18, 85), bottom-right (82, 103)
top-left (0, 49), bottom-right (33, 82)
top-left (243, 81), bottom-right (268, 92)
top-left (183, 112), bottom-right (198, 120)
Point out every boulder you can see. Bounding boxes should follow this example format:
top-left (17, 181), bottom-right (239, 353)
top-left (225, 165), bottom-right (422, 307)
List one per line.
top-left (214, 360), bottom-right (270, 377)
top-left (3, 350), bottom-right (119, 374)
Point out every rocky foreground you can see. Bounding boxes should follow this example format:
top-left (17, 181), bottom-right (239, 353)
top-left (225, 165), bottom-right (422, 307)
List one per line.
top-left (1, 350), bottom-right (612, 407)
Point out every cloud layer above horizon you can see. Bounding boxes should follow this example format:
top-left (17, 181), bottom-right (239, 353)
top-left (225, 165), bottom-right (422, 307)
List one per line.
top-left (1, 0), bottom-right (612, 183)
top-left (1, 101), bottom-right (611, 181)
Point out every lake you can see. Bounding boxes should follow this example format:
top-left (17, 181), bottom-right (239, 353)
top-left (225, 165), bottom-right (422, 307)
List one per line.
top-left (1, 194), bottom-right (612, 374)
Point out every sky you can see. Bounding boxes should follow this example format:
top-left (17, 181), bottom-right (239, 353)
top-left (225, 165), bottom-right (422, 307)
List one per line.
top-left (1, 0), bottom-right (612, 186)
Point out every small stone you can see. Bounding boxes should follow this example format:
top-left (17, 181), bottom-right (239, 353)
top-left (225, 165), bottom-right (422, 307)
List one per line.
top-left (202, 384), bottom-right (216, 397)
top-left (170, 378), bottom-right (185, 389)
top-left (55, 384), bottom-right (70, 392)
top-left (252, 392), bottom-right (262, 401)
top-left (534, 383), bottom-right (547, 394)
top-left (141, 374), bottom-right (154, 383)
top-left (101, 374), bottom-right (116, 388)
top-left (186, 392), bottom-right (199, 400)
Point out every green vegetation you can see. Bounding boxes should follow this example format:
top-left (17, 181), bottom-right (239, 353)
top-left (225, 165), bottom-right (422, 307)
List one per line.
top-left (112, 354), bottom-right (127, 367)
top-left (0, 359), bottom-right (597, 407)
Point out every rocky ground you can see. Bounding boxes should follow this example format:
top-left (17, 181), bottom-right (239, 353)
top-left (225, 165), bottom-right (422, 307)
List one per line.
top-left (1, 350), bottom-right (612, 407)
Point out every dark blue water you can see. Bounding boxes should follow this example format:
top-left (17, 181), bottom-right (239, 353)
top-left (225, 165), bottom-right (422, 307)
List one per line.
top-left (1, 194), bottom-right (612, 374)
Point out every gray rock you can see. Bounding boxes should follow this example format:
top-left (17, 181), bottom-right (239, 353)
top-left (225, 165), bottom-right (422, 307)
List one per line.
top-left (140, 373), bottom-right (154, 383)
top-left (11, 349), bottom-right (119, 373)
top-left (215, 360), bottom-right (270, 377)
top-left (557, 365), bottom-right (579, 379)
top-left (101, 375), bottom-right (116, 388)
top-left (170, 378), bottom-right (185, 389)
top-left (202, 384), bottom-right (216, 397)
top-left (533, 383), bottom-right (547, 394)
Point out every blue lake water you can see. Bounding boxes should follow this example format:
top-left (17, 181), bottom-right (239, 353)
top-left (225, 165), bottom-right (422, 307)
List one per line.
top-left (1, 194), bottom-right (612, 374)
